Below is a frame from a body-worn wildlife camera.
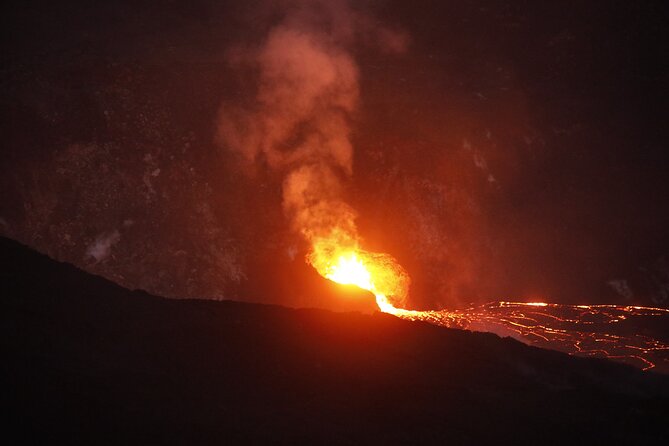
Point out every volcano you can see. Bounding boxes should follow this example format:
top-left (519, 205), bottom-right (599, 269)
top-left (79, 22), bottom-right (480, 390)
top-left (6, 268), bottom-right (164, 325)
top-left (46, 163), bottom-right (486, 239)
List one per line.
top-left (2, 236), bottom-right (669, 444)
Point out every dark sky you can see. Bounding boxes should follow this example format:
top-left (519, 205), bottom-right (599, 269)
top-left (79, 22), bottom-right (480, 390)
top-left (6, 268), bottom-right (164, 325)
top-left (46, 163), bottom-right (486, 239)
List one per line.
top-left (1, 0), bottom-right (668, 309)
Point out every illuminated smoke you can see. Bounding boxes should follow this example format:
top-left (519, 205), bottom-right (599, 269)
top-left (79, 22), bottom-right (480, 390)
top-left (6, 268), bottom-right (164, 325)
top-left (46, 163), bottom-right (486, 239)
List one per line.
top-left (218, 0), bottom-right (409, 305)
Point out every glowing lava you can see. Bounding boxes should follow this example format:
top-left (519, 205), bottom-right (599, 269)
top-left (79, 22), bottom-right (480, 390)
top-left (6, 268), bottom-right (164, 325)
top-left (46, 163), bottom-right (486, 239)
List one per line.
top-left (394, 302), bottom-right (669, 373)
top-left (310, 245), bottom-right (669, 373)
top-left (325, 253), bottom-right (374, 291)
top-left (308, 240), bottom-right (410, 312)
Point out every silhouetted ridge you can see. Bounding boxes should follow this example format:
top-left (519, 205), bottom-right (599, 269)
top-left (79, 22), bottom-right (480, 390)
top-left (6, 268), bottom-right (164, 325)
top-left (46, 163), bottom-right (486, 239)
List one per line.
top-left (2, 236), bottom-right (668, 444)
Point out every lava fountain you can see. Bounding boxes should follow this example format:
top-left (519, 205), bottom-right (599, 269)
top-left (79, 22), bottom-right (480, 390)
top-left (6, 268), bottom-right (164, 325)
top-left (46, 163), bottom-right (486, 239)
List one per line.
top-left (308, 245), bottom-right (409, 313)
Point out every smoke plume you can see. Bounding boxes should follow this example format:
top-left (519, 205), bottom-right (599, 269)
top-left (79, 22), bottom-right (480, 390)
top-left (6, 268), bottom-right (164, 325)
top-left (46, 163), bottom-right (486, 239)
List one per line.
top-left (218, 0), bottom-right (409, 304)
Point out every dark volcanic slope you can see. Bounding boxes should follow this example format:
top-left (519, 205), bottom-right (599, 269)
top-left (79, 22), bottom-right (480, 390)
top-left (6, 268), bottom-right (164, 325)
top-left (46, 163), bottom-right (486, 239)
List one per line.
top-left (2, 237), bottom-right (668, 445)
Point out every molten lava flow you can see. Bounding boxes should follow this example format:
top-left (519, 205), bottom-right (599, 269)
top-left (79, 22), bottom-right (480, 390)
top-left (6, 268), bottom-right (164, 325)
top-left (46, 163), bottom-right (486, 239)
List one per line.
top-left (384, 301), bottom-right (669, 373)
top-left (311, 244), bottom-right (669, 373)
top-left (309, 244), bottom-right (409, 312)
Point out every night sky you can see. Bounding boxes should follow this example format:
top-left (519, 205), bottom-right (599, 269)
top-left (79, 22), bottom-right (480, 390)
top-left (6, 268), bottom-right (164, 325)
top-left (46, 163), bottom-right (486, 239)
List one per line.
top-left (2, 0), bottom-right (668, 310)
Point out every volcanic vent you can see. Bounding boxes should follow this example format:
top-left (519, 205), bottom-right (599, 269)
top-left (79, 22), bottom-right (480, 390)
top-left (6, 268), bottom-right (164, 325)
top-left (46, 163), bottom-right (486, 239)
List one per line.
top-left (218, 0), bottom-right (411, 310)
top-left (215, 1), bottom-right (669, 374)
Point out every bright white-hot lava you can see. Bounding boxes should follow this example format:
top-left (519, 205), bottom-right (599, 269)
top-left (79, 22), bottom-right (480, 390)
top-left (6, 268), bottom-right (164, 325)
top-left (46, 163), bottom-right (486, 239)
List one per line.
top-left (308, 245), bottom-right (409, 312)
top-left (325, 253), bottom-right (373, 291)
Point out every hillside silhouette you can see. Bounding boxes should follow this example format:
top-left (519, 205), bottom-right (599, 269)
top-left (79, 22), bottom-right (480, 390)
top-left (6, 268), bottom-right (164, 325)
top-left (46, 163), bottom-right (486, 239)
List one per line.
top-left (2, 236), bottom-right (668, 444)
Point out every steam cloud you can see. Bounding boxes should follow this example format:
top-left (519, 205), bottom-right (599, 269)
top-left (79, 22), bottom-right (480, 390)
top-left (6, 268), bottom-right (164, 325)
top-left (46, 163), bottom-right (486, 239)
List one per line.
top-left (86, 230), bottom-right (121, 263)
top-left (218, 0), bottom-right (409, 304)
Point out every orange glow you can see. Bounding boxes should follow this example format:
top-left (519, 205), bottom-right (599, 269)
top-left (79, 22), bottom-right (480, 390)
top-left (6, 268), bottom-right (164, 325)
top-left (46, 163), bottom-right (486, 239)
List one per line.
top-left (304, 227), bottom-right (669, 373)
top-left (325, 253), bottom-right (373, 291)
top-left (307, 238), bottom-right (410, 312)
top-left (390, 301), bottom-right (669, 372)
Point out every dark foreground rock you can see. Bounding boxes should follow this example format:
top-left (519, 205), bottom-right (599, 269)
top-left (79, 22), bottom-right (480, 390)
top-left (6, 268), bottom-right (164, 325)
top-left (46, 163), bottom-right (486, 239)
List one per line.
top-left (2, 236), bottom-right (669, 444)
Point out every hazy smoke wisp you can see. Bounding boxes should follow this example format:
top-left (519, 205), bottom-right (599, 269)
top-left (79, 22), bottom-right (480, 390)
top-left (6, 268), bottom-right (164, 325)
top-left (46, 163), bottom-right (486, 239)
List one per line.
top-left (219, 0), bottom-right (406, 252)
